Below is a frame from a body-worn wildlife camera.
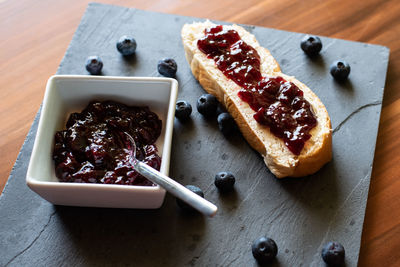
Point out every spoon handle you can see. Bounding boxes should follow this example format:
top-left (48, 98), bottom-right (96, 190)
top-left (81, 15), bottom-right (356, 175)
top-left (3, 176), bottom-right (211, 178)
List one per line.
top-left (133, 160), bottom-right (218, 217)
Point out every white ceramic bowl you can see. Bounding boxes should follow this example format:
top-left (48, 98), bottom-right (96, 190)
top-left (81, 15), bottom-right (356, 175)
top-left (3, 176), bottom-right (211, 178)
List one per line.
top-left (26, 75), bottom-right (178, 209)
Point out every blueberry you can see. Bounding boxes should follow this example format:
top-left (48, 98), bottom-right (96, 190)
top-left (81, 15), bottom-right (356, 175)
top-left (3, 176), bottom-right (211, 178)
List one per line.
top-left (217, 112), bottom-right (236, 135)
top-left (158, 58), bottom-right (177, 77)
top-left (321, 241), bottom-right (345, 266)
top-left (175, 100), bottom-right (192, 121)
top-left (330, 60), bottom-right (351, 81)
top-left (116, 35), bottom-right (137, 56)
top-left (176, 185), bottom-right (204, 212)
top-left (197, 94), bottom-right (218, 117)
top-left (216, 104), bottom-right (227, 116)
top-left (251, 237), bottom-right (278, 264)
top-left (214, 172), bottom-right (235, 193)
top-left (85, 56), bottom-right (103, 75)
top-left (300, 35), bottom-right (322, 57)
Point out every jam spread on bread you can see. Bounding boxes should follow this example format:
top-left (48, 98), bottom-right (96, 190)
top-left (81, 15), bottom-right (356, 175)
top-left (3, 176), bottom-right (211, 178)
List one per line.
top-left (53, 100), bottom-right (162, 185)
top-left (198, 25), bottom-right (317, 155)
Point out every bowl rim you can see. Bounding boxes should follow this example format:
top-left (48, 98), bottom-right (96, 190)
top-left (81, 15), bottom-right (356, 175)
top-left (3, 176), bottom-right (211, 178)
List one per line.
top-left (26, 74), bottom-right (178, 193)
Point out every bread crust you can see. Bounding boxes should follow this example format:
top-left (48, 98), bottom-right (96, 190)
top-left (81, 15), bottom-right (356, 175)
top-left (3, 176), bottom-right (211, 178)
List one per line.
top-left (182, 21), bottom-right (332, 178)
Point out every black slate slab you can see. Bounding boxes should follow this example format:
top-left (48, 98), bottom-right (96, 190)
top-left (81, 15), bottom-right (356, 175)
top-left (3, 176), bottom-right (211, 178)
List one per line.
top-left (0, 3), bottom-right (389, 266)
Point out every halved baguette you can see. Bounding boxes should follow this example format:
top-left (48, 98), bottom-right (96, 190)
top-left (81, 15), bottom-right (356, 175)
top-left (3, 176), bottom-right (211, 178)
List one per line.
top-left (181, 21), bottom-right (332, 178)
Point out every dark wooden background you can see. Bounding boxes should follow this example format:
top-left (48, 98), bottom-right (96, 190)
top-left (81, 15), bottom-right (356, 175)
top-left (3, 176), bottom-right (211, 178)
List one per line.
top-left (1, 0), bottom-right (399, 265)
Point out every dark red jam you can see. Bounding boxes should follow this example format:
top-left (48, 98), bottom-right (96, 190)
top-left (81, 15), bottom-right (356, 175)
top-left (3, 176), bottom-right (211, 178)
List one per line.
top-left (197, 26), bottom-right (317, 155)
top-left (52, 100), bottom-right (162, 186)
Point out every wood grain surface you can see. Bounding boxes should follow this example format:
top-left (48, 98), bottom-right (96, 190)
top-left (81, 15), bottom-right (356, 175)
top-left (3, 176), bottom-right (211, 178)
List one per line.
top-left (0, 0), bottom-right (399, 266)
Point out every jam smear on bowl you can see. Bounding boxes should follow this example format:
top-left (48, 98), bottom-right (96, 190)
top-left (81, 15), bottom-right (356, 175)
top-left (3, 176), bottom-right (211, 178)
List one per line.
top-left (197, 25), bottom-right (317, 155)
top-left (53, 100), bottom-right (162, 186)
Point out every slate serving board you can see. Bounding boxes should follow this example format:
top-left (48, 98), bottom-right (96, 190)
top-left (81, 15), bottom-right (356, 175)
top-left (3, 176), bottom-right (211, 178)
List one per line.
top-left (0, 3), bottom-right (389, 266)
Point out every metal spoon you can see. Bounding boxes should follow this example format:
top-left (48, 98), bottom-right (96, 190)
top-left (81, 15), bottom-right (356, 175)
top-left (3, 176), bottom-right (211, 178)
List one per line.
top-left (124, 132), bottom-right (218, 217)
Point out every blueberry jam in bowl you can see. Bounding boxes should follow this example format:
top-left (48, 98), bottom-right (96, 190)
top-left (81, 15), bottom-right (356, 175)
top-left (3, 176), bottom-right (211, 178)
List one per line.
top-left (26, 75), bottom-right (178, 209)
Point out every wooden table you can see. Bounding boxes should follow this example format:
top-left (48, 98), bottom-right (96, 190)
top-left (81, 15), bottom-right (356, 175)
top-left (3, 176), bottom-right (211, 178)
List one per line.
top-left (1, 0), bottom-right (399, 265)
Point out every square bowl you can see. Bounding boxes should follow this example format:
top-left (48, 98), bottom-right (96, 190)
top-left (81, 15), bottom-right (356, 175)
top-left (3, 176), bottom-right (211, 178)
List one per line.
top-left (26, 75), bottom-right (178, 209)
